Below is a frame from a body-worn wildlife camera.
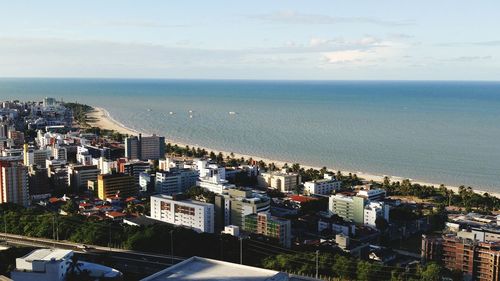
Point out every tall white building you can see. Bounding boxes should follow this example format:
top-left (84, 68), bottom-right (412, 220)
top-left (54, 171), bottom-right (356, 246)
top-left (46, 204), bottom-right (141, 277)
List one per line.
top-left (150, 194), bottom-right (214, 233)
top-left (257, 171), bottom-right (301, 192)
top-left (363, 202), bottom-right (390, 228)
top-left (357, 188), bottom-right (386, 202)
top-left (155, 169), bottom-right (199, 194)
top-left (304, 174), bottom-right (341, 195)
top-left (93, 157), bottom-right (117, 175)
top-left (76, 146), bottom-right (92, 166)
top-left (11, 249), bottom-right (73, 281)
top-left (195, 159), bottom-right (234, 194)
top-left (11, 248), bottom-right (122, 281)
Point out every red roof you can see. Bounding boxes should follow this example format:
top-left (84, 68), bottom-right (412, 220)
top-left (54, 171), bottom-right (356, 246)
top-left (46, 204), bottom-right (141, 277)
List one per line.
top-left (79, 203), bottom-right (93, 207)
top-left (125, 197), bottom-right (137, 203)
top-left (289, 195), bottom-right (318, 203)
top-left (106, 211), bottom-right (126, 218)
top-left (48, 197), bottom-right (60, 204)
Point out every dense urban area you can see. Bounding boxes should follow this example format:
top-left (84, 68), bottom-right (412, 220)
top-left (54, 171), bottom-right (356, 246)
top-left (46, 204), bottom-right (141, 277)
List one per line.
top-left (0, 98), bottom-right (499, 281)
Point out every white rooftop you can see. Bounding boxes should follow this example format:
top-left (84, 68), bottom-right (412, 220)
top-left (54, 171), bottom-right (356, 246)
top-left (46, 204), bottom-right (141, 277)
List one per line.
top-left (21, 249), bottom-right (72, 262)
top-left (141, 257), bottom-right (289, 281)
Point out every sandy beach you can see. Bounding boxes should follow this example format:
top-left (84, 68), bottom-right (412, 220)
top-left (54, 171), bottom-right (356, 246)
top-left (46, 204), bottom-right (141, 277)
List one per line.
top-left (87, 106), bottom-right (500, 198)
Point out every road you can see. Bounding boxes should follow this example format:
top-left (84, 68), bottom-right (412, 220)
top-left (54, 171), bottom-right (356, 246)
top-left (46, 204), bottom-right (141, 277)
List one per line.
top-left (1, 232), bottom-right (184, 277)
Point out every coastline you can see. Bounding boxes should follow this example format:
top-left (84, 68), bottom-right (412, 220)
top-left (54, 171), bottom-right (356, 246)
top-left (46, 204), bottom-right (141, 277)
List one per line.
top-left (87, 106), bottom-right (500, 198)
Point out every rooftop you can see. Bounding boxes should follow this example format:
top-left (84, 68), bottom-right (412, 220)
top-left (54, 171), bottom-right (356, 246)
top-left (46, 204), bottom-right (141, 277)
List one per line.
top-left (152, 194), bottom-right (214, 207)
top-left (20, 248), bottom-right (72, 262)
top-left (141, 256), bottom-right (288, 281)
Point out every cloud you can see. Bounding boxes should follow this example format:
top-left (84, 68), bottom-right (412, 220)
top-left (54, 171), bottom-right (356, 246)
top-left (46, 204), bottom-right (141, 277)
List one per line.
top-left (437, 40), bottom-right (500, 47)
top-left (250, 11), bottom-right (415, 26)
top-left (449, 56), bottom-right (493, 62)
top-left (85, 20), bottom-right (189, 28)
top-left (323, 50), bottom-right (368, 63)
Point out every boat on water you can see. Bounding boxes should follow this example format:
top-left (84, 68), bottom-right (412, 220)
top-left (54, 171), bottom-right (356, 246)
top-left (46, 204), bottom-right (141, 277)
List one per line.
top-left (169, 111), bottom-right (174, 115)
top-left (147, 108), bottom-right (152, 112)
top-left (229, 111), bottom-right (237, 115)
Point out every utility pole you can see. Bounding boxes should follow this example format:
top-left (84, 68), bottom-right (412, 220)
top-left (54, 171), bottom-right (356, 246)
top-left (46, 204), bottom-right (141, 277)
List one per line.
top-left (315, 250), bottom-right (319, 279)
top-left (52, 215), bottom-right (56, 248)
top-left (108, 224), bottom-right (112, 250)
top-left (240, 237), bottom-right (243, 265)
top-left (56, 216), bottom-right (59, 241)
top-left (3, 212), bottom-right (6, 237)
top-left (220, 237), bottom-right (223, 261)
top-left (170, 230), bottom-right (174, 265)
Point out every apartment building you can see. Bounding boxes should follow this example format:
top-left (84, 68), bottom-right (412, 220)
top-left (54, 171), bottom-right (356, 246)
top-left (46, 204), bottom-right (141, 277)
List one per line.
top-left (244, 212), bottom-right (292, 248)
top-left (0, 156), bottom-right (29, 207)
top-left (304, 174), bottom-right (341, 195)
top-left (422, 233), bottom-right (500, 281)
top-left (97, 173), bottom-right (136, 200)
top-left (125, 134), bottom-right (165, 160)
top-left (150, 194), bottom-right (214, 233)
top-left (328, 193), bottom-right (366, 224)
top-left (155, 169), bottom-right (199, 194)
top-left (215, 188), bottom-right (270, 230)
top-left (257, 171), bottom-right (301, 192)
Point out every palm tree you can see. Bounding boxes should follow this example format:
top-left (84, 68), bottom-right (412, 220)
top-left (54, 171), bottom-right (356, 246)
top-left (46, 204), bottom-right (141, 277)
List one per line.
top-left (320, 166), bottom-right (328, 175)
top-left (66, 255), bottom-right (84, 280)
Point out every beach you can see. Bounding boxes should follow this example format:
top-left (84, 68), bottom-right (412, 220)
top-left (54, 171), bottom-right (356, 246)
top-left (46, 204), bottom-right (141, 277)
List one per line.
top-left (88, 106), bottom-right (500, 198)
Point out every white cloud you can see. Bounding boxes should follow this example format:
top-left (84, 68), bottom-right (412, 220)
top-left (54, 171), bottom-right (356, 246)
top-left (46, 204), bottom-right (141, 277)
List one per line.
top-left (323, 50), bottom-right (368, 63)
top-left (250, 11), bottom-right (415, 27)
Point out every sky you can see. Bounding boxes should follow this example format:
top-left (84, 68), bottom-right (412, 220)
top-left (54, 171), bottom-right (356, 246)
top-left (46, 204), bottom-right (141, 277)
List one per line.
top-left (0, 1), bottom-right (499, 80)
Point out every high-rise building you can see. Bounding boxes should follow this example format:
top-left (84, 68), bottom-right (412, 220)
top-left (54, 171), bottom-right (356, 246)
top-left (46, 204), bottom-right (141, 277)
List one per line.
top-left (257, 171), bottom-right (301, 192)
top-left (155, 169), bottom-right (199, 195)
top-left (150, 194), bottom-right (214, 233)
top-left (125, 136), bottom-right (140, 160)
top-left (243, 212), bottom-right (292, 248)
top-left (0, 156), bottom-right (29, 207)
top-left (28, 167), bottom-right (51, 196)
top-left (215, 188), bottom-right (270, 230)
top-left (121, 160), bottom-right (151, 188)
top-left (67, 165), bottom-right (100, 193)
top-left (304, 174), bottom-right (342, 195)
top-left (125, 134), bottom-right (165, 160)
top-left (97, 173), bottom-right (136, 200)
top-left (363, 201), bottom-right (390, 227)
top-left (328, 194), bottom-right (366, 224)
top-left (422, 233), bottom-right (500, 281)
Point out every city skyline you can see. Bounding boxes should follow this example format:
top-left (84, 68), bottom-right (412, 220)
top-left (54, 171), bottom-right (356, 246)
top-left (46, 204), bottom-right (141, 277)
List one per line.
top-left (0, 1), bottom-right (499, 80)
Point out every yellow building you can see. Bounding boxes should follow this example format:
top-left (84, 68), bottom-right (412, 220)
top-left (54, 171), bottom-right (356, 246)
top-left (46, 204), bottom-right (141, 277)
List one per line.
top-left (97, 173), bottom-right (136, 200)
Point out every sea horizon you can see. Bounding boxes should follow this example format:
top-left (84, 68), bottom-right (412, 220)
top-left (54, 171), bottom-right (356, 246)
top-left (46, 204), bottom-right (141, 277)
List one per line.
top-left (1, 78), bottom-right (499, 192)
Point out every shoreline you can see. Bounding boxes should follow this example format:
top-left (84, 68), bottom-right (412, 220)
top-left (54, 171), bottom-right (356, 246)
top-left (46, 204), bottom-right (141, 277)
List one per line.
top-left (87, 106), bottom-right (500, 198)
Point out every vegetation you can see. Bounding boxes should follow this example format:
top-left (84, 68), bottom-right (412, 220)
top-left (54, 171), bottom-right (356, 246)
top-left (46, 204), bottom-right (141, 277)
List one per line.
top-left (0, 247), bottom-right (35, 276)
top-left (184, 186), bottom-right (216, 204)
top-left (382, 177), bottom-right (500, 212)
top-left (262, 252), bottom-right (447, 281)
top-left (63, 102), bottom-right (93, 126)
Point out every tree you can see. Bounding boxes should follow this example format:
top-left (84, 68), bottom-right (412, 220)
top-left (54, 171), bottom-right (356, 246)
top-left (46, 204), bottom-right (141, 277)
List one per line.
top-left (293, 184), bottom-right (304, 195)
top-left (420, 263), bottom-right (441, 281)
top-left (375, 217), bottom-right (389, 232)
top-left (390, 269), bottom-right (405, 281)
top-left (332, 255), bottom-right (352, 280)
top-left (209, 151), bottom-right (216, 160)
top-left (61, 200), bottom-right (79, 214)
top-left (356, 261), bottom-right (374, 281)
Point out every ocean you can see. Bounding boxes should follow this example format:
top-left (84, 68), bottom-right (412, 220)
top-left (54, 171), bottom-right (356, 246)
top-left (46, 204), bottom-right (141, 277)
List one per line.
top-left (1, 78), bottom-right (499, 191)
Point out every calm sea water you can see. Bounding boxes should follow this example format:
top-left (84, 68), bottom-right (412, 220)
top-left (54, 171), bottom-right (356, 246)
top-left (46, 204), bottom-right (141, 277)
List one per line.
top-left (1, 78), bottom-right (499, 191)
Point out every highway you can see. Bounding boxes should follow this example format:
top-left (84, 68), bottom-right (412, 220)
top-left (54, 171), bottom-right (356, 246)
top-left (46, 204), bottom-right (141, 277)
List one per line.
top-left (1, 232), bottom-right (185, 277)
